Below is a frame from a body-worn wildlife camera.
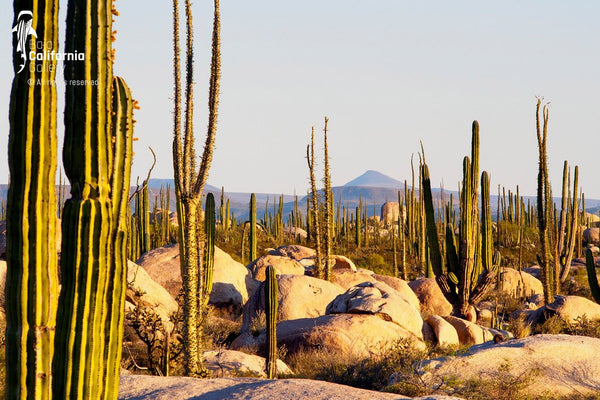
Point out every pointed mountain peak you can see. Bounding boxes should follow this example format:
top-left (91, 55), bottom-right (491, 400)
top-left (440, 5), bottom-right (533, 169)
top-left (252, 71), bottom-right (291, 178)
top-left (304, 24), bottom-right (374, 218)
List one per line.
top-left (344, 170), bottom-right (404, 189)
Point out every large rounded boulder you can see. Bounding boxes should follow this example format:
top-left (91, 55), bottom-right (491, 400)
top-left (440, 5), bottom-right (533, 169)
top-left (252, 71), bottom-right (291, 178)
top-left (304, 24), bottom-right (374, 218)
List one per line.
top-left (417, 334), bottom-right (600, 398)
top-left (136, 244), bottom-right (257, 307)
top-left (232, 314), bottom-right (424, 358)
top-left (248, 255), bottom-right (305, 281)
top-left (408, 278), bottom-right (453, 316)
top-left (240, 274), bottom-right (344, 333)
top-left (326, 281), bottom-right (423, 338)
top-left (497, 267), bottom-right (543, 298)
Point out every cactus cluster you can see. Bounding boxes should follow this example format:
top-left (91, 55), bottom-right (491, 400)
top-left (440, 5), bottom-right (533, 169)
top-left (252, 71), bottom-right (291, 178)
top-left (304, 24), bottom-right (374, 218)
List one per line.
top-left (8, 0), bottom-right (135, 397)
top-left (421, 121), bottom-right (499, 318)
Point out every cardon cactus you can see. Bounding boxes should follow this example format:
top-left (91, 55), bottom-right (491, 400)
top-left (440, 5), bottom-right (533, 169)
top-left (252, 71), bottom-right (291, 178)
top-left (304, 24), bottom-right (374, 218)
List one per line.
top-left (250, 193), bottom-right (257, 262)
top-left (422, 121), bottom-right (499, 319)
top-left (6, 0), bottom-right (59, 397)
top-left (52, 0), bottom-right (135, 394)
top-left (585, 249), bottom-right (600, 304)
top-left (203, 193), bottom-right (216, 305)
top-left (264, 265), bottom-right (278, 379)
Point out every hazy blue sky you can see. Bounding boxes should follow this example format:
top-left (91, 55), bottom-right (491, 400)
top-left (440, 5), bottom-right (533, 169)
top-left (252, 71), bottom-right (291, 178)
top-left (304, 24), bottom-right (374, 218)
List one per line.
top-left (2, 1), bottom-right (600, 198)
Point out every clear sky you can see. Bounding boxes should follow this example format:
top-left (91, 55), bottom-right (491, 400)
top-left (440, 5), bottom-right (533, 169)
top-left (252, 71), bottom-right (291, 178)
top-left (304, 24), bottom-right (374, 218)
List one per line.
top-left (2, 1), bottom-right (600, 198)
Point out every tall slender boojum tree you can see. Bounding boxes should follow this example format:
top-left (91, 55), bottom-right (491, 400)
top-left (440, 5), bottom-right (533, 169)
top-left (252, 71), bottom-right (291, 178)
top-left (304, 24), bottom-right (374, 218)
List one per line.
top-left (172, 0), bottom-right (221, 376)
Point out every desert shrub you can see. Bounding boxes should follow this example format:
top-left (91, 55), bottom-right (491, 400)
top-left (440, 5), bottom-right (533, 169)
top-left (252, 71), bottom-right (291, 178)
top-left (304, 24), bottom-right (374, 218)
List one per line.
top-left (563, 268), bottom-right (595, 299)
top-left (533, 315), bottom-right (568, 335)
top-left (286, 339), bottom-right (452, 395)
top-left (352, 252), bottom-right (393, 275)
top-left (249, 310), bottom-right (266, 337)
top-left (507, 313), bottom-right (532, 339)
top-left (124, 288), bottom-right (185, 376)
top-left (203, 314), bottom-right (241, 347)
top-left (566, 316), bottom-right (600, 338)
top-left (440, 361), bottom-right (539, 400)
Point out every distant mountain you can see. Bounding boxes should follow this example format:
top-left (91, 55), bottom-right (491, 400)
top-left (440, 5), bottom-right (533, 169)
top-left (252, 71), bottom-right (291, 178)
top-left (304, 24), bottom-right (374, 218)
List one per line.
top-left (343, 170), bottom-right (405, 189)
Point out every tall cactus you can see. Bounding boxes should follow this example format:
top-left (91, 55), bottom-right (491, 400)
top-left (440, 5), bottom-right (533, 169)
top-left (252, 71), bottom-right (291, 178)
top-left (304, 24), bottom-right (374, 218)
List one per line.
top-left (307, 127), bottom-right (323, 278)
top-left (6, 0), bottom-right (59, 397)
top-left (265, 265), bottom-right (278, 379)
top-left (323, 117), bottom-right (334, 281)
top-left (172, 0), bottom-right (221, 376)
top-left (53, 0), bottom-right (135, 392)
top-left (535, 100), bottom-right (579, 303)
top-left (136, 182), bottom-right (151, 254)
top-left (355, 206), bottom-right (361, 248)
top-left (422, 121), bottom-right (498, 319)
top-left (204, 193), bottom-right (216, 306)
top-left (250, 193), bottom-right (257, 262)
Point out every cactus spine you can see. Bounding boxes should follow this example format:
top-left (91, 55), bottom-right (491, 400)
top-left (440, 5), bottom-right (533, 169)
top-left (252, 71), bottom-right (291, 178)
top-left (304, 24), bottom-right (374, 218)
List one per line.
top-left (7, 0), bottom-right (59, 397)
top-left (53, 0), bottom-right (136, 391)
top-left (172, 0), bottom-right (221, 376)
top-left (250, 193), bottom-right (257, 262)
top-left (422, 121), bottom-right (498, 318)
top-left (265, 265), bottom-right (278, 379)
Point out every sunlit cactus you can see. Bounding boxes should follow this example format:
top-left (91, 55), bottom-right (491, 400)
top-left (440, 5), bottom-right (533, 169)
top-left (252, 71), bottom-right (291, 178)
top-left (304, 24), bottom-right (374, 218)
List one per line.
top-left (6, 0), bottom-right (59, 397)
top-left (171, 0), bottom-right (221, 376)
top-left (265, 265), bottom-right (278, 379)
top-left (422, 121), bottom-right (499, 319)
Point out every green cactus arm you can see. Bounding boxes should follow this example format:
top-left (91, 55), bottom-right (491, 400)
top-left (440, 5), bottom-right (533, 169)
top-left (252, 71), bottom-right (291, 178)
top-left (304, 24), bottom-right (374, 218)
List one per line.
top-left (585, 249), bottom-right (600, 304)
top-left (104, 75), bottom-right (134, 396)
top-left (481, 171), bottom-right (493, 273)
top-left (445, 223), bottom-right (459, 276)
top-left (420, 160), bottom-right (444, 276)
top-left (559, 165), bottom-right (579, 283)
top-left (250, 193), bottom-right (257, 262)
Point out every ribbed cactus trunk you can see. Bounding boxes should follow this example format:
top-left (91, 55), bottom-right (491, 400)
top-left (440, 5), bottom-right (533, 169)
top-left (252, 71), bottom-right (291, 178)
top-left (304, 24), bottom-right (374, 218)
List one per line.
top-left (322, 117), bottom-right (333, 281)
top-left (250, 193), bottom-right (257, 262)
top-left (265, 265), bottom-right (278, 379)
top-left (355, 206), bottom-right (361, 248)
top-left (536, 99), bottom-right (554, 303)
top-left (6, 0), bottom-right (59, 398)
top-left (203, 193), bottom-right (216, 306)
top-left (585, 249), bottom-right (600, 304)
top-left (307, 127), bottom-right (323, 278)
top-left (52, 0), bottom-right (135, 394)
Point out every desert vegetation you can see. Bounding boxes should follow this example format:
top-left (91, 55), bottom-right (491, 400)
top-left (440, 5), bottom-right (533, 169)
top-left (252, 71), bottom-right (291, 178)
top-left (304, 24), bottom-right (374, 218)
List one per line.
top-left (3, 0), bottom-right (600, 400)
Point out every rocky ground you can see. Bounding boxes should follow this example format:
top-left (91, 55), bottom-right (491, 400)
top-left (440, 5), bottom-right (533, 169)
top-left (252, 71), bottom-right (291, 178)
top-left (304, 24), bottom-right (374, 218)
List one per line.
top-left (3, 230), bottom-right (600, 399)
top-left (118, 375), bottom-right (463, 400)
